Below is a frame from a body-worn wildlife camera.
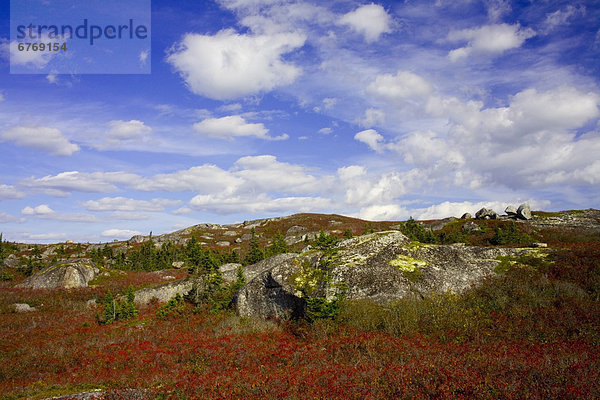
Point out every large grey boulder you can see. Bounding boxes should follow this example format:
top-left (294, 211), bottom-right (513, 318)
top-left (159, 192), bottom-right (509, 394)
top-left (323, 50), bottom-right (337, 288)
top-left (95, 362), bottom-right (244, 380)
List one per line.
top-left (16, 259), bottom-right (99, 289)
top-left (235, 254), bottom-right (307, 320)
top-left (235, 231), bottom-right (534, 320)
top-left (2, 254), bottom-right (19, 269)
top-left (517, 203), bottom-right (532, 220)
top-left (11, 303), bottom-right (37, 312)
top-left (505, 205), bottom-right (518, 217)
top-left (134, 279), bottom-right (194, 304)
top-left (475, 208), bottom-right (497, 220)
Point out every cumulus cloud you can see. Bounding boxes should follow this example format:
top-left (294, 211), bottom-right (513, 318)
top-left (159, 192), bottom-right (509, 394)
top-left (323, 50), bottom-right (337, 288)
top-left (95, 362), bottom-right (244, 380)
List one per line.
top-left (132, 165), bottom-right (243, 193)
top-left (367, 71), bottom-right (433, 100)
top-left (102, 229), bottom-right (143, 239)
top-left (82, 197), bottom-right (181, 212)
top-left (95, 120), bottom-right (153, 150)
top-left (193, 115), bottom-right (288, 140)
top-left (447, 23), bottom-right (535, 61)
top-left (167, 29), bottom-right (305, 100)
top-left (421, 86), bottom-right (600, 189)
top-left (0, 184), bottom-right (25, 200)
top-left (318, 127), bottom-right (332, 135)
top-left (21, 204), bottom-right (98, 222)
top-left (0, 126), bottom-right (79, 156)
top-left (354, 129), bottom-right (384, 152)
top-left (339, 4), bottom-right (393, 43)
top-left (232, 155), bottom-right (321, 193)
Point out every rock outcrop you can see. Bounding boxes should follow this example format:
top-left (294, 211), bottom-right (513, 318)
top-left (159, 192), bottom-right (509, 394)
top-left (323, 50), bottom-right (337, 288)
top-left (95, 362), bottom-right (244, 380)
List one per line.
top-left (475, 208), bottom-right (497, 220)
top-left (134, 279), bottom-right (194, 305)
top-left (11, 303), bottom-right (37, 312)
top-left (235, 231), bottom-right (531, 320)
top-left (505, 205), bottom-right (518, 217)
top-left (517, 203), bottom-right (532, 220)
top-left (16, 259), bottom-right (99, 289)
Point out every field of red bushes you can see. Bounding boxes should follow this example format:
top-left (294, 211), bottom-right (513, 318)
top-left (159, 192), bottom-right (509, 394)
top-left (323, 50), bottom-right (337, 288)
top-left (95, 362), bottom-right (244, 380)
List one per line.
top-left (1, 222), bottom-right (599, 399)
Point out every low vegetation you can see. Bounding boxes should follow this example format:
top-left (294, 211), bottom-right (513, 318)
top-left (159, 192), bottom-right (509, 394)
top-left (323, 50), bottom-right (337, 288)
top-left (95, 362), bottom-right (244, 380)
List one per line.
top-left (0, 212), bottom-right (599, 398)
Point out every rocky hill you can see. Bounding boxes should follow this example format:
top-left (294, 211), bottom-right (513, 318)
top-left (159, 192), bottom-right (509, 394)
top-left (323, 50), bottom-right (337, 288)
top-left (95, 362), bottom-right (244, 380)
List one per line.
top-left (2, 207), bottom-right (599, 321)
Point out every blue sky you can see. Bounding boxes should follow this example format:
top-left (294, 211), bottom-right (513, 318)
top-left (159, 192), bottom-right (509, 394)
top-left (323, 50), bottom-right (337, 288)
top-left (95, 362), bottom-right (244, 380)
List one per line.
top-left (1, 0), bottom-right (599, 243)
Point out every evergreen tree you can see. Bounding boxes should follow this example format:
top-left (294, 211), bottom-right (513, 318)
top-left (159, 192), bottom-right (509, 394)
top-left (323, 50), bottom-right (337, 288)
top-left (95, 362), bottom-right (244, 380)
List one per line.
top-left (266, 230), bottom-right (288, 257)
top-left (244, 228), bottom-right (264, 265)
top-left (102, 290), bottom-right (119, 324)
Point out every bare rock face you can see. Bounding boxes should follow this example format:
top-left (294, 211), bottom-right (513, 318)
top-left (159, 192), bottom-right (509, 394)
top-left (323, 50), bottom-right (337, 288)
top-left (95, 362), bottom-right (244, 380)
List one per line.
top-left (11, 303), bottom-right (36, 312)
top-left (505, 205), bottom-right (518, 216)
top-left (235, 254), bottom-right (307, 320)
top-left (460, 213), bottom-right (472, 219)
top-left (475, 208), bottom-right (497, 220)
top-left (517, 203), bottom-right (532, 220)
top-left (134, 279), bottom-right (194, 305)
top-left (16, 259), bottom-right (99, 289)
top-left (235, 231), bottom-right (533, 320)
top-left (219, 263), bottom-right (243, 283)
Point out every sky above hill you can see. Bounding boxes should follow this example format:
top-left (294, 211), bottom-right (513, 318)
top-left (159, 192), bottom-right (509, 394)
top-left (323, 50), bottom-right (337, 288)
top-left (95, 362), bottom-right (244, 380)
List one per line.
top-left (1, 0), bottom-right (599, 243)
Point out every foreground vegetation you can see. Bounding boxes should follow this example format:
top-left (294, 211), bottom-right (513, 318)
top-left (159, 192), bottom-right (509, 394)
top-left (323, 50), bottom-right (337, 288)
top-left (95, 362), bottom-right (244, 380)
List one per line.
top-left (0, 213), bottom-right (599, 399)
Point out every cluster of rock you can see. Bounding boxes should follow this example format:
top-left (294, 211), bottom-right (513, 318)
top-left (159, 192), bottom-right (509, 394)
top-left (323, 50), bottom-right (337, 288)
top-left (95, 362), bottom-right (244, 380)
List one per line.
top-left (461, 203), bottom-right (532, 221)
top-left (133, 230), bottom-right (538, 320)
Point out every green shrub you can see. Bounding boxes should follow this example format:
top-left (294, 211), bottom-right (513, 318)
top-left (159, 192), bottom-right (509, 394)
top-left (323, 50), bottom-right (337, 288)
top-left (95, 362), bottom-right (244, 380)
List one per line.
top-left (157, 293), bottom-right (187, 319)
top-left (490, 221), bottom-right (533, 246)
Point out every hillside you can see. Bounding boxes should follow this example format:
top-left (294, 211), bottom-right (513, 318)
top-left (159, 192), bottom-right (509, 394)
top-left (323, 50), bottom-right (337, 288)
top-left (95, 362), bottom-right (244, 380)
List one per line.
top-left (0, 208), bottom-right (599, 399)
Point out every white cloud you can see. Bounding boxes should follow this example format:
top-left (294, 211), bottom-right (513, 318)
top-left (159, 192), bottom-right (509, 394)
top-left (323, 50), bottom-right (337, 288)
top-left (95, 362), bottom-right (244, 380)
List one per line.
top-left (358, 108), bottom-right (385, 128)
top-left (132, 165), bottom-right (243, 193)
top-left (22, 204), bottom-right (54, 215)
top-left (218, 103), bottom-right (243, 112)
top-left (172, 206), bottom-right (193, 215)
top-left (21, 171), bottom-right (139, 197)
top-left (189, 193), bottom-right (332, 214)
top-left (322, 97), bottom-right (338, 109)
top-left (318, 127), bottom-right (332, 135)
top-left (421, 86), bottom-right (600, 189)
top-left (21, 204), bottom-right (98, 222)
top-left (358, 204), bottom-right (409, 221)
top-left (232, 155), bottom-right (322, 194)
top-left (46, 74), bottom-right (58, 84)
top-left (543, 5), bottom-right (585, 33)
top-left (447, 23), bottom-right (535, 61)
top-left (5, 40), bottom-right (54, 68)
top-left (0, 211), bottom-right (23, 223)
top-left (0, 126), bottom-right (79, 156)
top-left (107, 120), bottom-right (152, 139)
top-left (82, 197), bottom-right (181, 212)
top-left (367, 71), bottom-right (433, 100)
top-left (354, 129), bottom-right (384, 152)
top-left (339, 4), bottom-right (393, 43)
top-left (167, 29), bottom-right (305, 100)
top-left (193, 115), bottom-right (287, 140)
top-left (0, 184), bottom-right (25, 200)
top-left (102, 229), bottom-right (142, 239)
top-left (484, 0), bottom-right (511, 21)
top-left (94, 120), bottom-right (153, 150)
